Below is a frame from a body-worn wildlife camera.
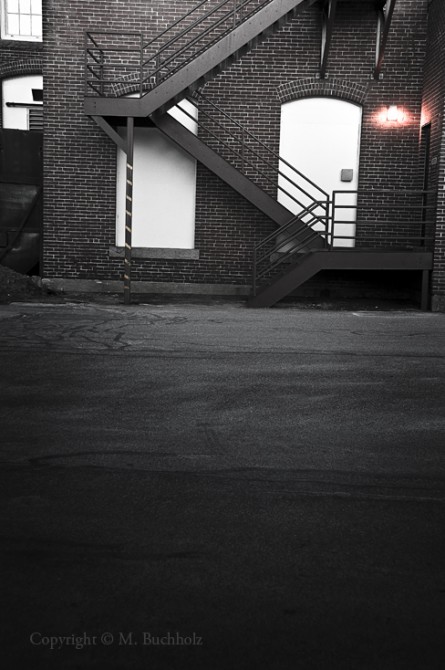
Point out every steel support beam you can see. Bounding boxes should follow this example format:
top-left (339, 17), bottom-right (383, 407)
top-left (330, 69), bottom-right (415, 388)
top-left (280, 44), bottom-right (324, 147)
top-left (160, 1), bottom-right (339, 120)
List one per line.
top-left (374, 0), bottom-right (397, 80)
top-left (90, 115), bottom-right (127, 153)
top-left (124, 117), bottom-right (134, 305)
top-left (320, 0), bottom-right (337, 79)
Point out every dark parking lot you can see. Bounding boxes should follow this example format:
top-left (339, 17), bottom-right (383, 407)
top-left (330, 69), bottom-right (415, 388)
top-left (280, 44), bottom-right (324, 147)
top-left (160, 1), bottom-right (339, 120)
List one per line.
top-left (1, 302), bottom-right (445, 669)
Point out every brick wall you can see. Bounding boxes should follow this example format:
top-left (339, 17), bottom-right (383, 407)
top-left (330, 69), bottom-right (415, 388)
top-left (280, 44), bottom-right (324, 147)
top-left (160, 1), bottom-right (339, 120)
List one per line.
top-left (422, 0), bottom-right (445, 309)
top-left (43, 0), bottom-right (432, 298)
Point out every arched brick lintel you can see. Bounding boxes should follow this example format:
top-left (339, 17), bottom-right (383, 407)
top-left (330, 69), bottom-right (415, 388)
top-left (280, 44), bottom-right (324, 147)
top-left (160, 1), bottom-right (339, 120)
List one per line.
top-left (277, 78), bottom-right (368, 106)
top-left (0, 55), bottom-right (43, 80)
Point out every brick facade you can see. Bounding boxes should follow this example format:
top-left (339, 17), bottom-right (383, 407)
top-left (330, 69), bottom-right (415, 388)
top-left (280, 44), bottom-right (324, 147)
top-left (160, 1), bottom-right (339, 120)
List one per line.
top-left (38, 0), bottom-right (445, 304)
top-left (422, 0), bottom-right (445, 309)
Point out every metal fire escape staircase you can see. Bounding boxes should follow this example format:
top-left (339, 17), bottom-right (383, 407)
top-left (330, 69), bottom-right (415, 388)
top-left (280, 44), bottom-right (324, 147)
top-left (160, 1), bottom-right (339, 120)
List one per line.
top-left (84, 0), bottom-right (324, 301)
top-left (152, 91), bottom-right (329, 237)
top-left (84, 0), bottom-right (433, 308)
top-left (84, 0), bottom-right (318, 117)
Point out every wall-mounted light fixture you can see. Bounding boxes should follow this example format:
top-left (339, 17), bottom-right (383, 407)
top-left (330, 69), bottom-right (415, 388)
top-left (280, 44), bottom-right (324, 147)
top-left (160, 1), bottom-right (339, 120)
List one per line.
top-left (385, 105), bottom-right (405, 123)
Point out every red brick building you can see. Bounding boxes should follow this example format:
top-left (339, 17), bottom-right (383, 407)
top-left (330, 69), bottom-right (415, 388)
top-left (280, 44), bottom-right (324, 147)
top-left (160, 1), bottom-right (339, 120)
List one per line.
top-left (1, 0), bottom-right (445, 308)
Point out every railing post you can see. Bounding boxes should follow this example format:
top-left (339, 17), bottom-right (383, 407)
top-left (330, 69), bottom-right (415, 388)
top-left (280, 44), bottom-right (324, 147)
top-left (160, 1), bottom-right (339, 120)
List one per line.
top-left (155, 53), bottom-right (161, 86)
top-left (324, 195), bottom-right (329, 248)
top-left (252, 246), bottom-right (257, 297)
top-left (140, 34), bottom-right (144, 97)
top-left (330, 191), bottom-right (335, 249)
top-left (233, 0), bottom-right (238, 28)
top-left (241, 128), bottom-right (245, 172)
top-left (83, 32), bottom-right (88, 97)
top-left (124, 117), bottom-right (134, 305)
top-left (99, 50), bottom-right (105, 96)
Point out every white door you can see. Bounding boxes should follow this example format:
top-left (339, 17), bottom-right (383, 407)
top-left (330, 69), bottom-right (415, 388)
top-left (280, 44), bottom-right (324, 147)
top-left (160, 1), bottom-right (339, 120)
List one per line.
top-left (278, 97), bottom-right (362, 247)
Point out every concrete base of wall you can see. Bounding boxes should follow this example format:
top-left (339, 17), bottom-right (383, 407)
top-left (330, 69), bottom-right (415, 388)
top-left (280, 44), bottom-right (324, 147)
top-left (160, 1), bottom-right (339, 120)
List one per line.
top-left (42, 278), bottom-right (251, 296)
top-left (431, 294), bottom-right (445, 312)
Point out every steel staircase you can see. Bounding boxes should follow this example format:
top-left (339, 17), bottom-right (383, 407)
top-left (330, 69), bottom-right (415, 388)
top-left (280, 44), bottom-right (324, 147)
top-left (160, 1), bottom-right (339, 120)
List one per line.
top-left (84, 0), bottom-right (317, 117)
top-left (84, 0), bottom-right (433, 309)
top-left (248, 189), bottom-right (434, 308)
top-left (84, 0), bottom-right (328, 248)
top-left (152, 92), bottom-right (328, 238)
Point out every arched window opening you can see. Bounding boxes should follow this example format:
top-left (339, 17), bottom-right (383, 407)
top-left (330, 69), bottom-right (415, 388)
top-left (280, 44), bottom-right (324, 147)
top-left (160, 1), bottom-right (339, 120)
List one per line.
top-left (2, 74), bottom-right (43, 130)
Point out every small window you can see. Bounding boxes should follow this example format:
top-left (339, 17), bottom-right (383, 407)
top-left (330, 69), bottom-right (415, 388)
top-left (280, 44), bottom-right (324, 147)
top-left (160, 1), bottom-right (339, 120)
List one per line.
top-left (1, 0), bottom-right (42, 41)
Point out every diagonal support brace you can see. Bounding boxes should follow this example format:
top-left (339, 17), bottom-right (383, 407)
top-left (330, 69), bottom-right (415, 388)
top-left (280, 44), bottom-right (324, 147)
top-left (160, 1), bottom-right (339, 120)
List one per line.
top-left (320, 0), bottom-right (338, 79)
top-left (90, 114), bottom-right (127, 153)
top-left (374, 0), bottom-right (397, 80)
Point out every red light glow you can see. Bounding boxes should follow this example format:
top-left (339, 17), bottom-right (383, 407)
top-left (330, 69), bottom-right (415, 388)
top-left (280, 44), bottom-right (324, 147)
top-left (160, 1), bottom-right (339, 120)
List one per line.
top-left (378, 106), bottom-right (407, 125)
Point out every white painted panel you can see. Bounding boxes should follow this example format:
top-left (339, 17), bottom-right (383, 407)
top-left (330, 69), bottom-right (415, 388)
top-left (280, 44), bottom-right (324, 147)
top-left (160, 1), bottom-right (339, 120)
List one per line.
top-left (278, 97), bottom-right (362, 247)
top-left (116, 100), bottom-right (197, 249)
top-left (2, 75), bottom-right (43, 129)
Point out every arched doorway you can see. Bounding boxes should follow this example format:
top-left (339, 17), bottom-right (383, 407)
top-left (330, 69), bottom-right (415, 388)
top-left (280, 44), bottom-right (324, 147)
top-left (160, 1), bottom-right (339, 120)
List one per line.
top-left (278, 97), bottom-right (362, 247)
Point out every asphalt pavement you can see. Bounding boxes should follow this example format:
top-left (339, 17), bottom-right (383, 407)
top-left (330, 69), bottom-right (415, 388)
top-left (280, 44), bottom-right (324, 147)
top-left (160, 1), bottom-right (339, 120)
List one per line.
top-left (1, 301), bottom-right (444, 669)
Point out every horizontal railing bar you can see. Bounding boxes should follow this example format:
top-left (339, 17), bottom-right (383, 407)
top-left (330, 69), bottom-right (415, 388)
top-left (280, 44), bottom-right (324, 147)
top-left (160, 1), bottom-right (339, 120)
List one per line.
top-left (86, 31), bottom-right (143, 37)
top-left (87, 63), bottom-right (146, 71)
top-left (334, 220), bottom-right (432, 226)
top-left (87, 46), bottom-right (143, 53)
top-left (333, 189), bottom-right (436, 195)
top-left (333, 235), bottom-right (436, 241)
top-left (334, 204), bottom-right (435, 210)
top-left (86, 77), bottom-right (145, 85)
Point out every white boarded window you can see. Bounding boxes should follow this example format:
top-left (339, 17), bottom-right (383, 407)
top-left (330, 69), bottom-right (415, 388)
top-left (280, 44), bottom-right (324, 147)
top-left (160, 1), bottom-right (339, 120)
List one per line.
top-left (116, 100), bottom-right (198, 249)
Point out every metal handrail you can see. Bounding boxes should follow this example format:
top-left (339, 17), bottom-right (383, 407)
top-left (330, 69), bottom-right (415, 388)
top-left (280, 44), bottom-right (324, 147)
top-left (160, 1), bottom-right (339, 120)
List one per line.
top-left (84, 0), bottom-right (276, 98)
top-left (174, 97), bottom-right (329, 230)
top-left (331, 188), bottom-right (437, 249)
top-left (195, 91), bottom-right (329, 200)
top-left (142, 0), bottom-right (251, 68)
top-left (252, 188), bottom-right (436, 295)
top-left (142, 0), bottom-right (211, 49)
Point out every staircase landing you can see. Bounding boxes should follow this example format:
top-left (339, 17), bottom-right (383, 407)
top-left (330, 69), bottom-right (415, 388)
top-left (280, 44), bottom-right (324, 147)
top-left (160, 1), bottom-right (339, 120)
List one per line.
top-left (248, 249), bottom-right (433, 308)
